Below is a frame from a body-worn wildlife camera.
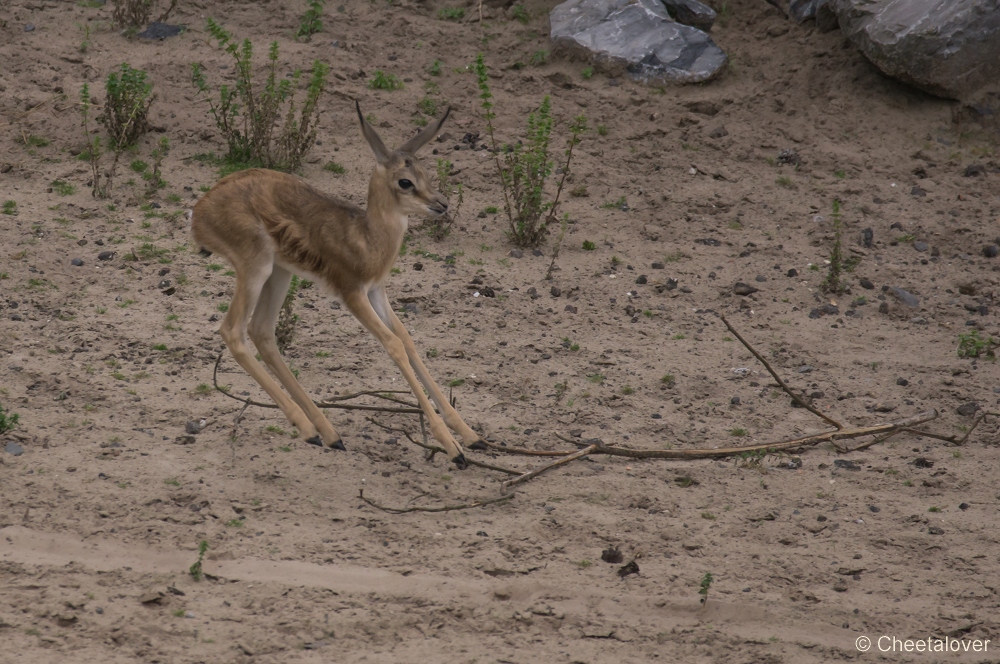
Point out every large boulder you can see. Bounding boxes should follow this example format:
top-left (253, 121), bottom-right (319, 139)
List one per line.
top-left (549, 0), bottom-right (728, 85)
top-left (829, 0), bottom-right (1000, 100)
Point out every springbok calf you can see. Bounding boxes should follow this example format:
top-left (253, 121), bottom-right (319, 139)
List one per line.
top-left (190, 102), bottom-right (478, 468)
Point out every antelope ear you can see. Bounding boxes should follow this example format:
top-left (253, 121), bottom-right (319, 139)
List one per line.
top-left (356, 100), bottom-right (392, 164)
top-left (399, 106), bottom-right (451, 155)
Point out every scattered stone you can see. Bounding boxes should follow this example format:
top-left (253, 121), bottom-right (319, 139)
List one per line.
top-left (71, 258), bottom-right (84, 266)
top-left (797, 365), bottom-right (813, 373)
top-left (564, 304), bottom-right (577, 313)
top-left (5, 441), bottom-right (24, 456)
top-left (138, 591), bottom-right (164, 604)
top-left (859, 278), bottom-right (874, 290)
top-left (787, 268), bottom-right (798, 277)
top-left (708, 125), bottom-right (728, 138)
top-left (809, 304), bottom-right (839, 318)
top-left (733, 282), bottom-right (758, 296)
top-left (861, 228), bottom-right (874, 247)
top-left (878, 302), bottom-right (890, 314)
top-left (887, 286), bottom-right (919, 308)
top-left (777, 148), bottom-right (800, 165)
top-left (617, 560), bottom-right (640, 578)
top-left (665, 278), bottom-right (678, 291)
top-left (694, 238), bottom-right (721, 246)
top-left (636, 275), bottom-right (647, 284)
top-left (97, 251), bottom-right (115, 261)
top-left (137, 22), bottom-right (184, 40)
top-left (527, 287), bottom-right (539, 300)
top-left (913, 457), bottom-right (934, 468)
top-left (403, 302), bottom-right (420, 313)
top-left (550, 286), bottom-right (561, 297)
top-left (508, 249), bottom-right (523, 258)
top-left (532, 249), bottom-right (544, 257)
top-left (868, 505), bottom-right (880, 513)
top-left (730, 396), bottom-right (740, 405)
top-left (413, 262), bottom-right (423, 271)
top-left (983, 245), bottom-right (999, 258)
top-left (550, 0), bottom-right (729, 86)
top-left (896, 378), bottom-right (908, 386)
top-left (651, 262), bottom-right (665, 269)
top-left (828, 0), bottom-right (1000, 100)
top-left (911, 185), bottom-right (926, 197)
top-left (957, 401), bottom-right (979, 416)
top-left (662, 0), bottom-right (717, 31)
top-left (928, 526), bottom-right (944, 535)
top-left (913, 241), bottom-right (929, 252)
top-left (175, 436), bottom-right (196, 445)
top-left (959, 503), bottom-right (970, 511)
top-left (24, 23), bottom-right (35, 32)
top-left (832, 580), bottom-right (848, 592)
top-left (833, 459), bottom-right (861, 471)
top-left (185, 420), bottom-right (204, 434)
top-left (754, 275), bottom-right (766, 283)
top-left (601, 546), bottom-right (624, 563)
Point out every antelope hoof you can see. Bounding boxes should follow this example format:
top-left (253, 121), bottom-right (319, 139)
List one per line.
top-left (468, 439), bottom-right (488, 451)
top-left (328, 437), bottom-right (346, 451)
top-left (452, 453), bottom-right (469, 470)
top-left (305, 435), bottom-right (324, 447)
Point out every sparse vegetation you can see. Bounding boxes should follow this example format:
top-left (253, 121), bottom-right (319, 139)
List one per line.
top-left (100, 63), bottom-right (154, 149)
top-left (189, 540), bottom-right (209, 581)
top-left (276, 275), bottom-right (301, 354)
top-left (323, 160), bottom-right (346, 174)
top-left (438, 7), bottom-right (464, 20)
top-left (475, 53), bottom-right (585, 248)
top-left (192, 19), bottom-right (330, 172)
top-left (2, 201), bottom-right (17, 216)
top-left (957, 330), bottom-right (997, 359)
top-left (699, 572), bottom-right (713, 605)
top-left (582, 240), bottom-right (596, 251)
top-left (296, 0), bottom-right (325, 40)
top-left (369, 70), bottom-right (403, 91)
top-left (0, 403), bottom-right (20, 434)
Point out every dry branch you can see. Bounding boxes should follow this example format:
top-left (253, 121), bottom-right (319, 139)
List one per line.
top-left (501, 445), bottom-right (598, 492)
top-left (359, 489), bottom-right (514, 514)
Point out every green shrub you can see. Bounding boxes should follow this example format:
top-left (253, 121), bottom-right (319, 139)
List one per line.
top-left (99, 63), bottom-right (153, 149)
top-left (296, 0), bottom-right (325, 40)
top-left (191, 19), bottom-right (329, 172)
top-left (475, 53), bottom-right (585, 248)
top-left (369, 70), bottom-right (403, 90)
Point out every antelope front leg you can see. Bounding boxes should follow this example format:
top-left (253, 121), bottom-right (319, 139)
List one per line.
top-left (368, 287), bottom-right (482, 446)
top-left (344, 291), bottom-right (468, 469)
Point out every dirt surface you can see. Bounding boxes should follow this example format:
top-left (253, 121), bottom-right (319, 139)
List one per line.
top-left (2, 0), bottom-right (1000, 662)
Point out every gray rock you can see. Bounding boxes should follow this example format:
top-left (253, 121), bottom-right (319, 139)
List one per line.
top-left (957, 401), bottom-right (980, 416)
top-left (733, 282), bottom-right (758, 295)
top-left (887, 286), bottom-right (920, 308)
top-left (789, 0), bottom-right (827, 23)
top-left (662, 0), bottom-right (716, 31)
top-left (913, 241), bottom-right (929, 252)
top-left (549, 0), bottom-right (728, 86)
top-left (5, 441), bottom-right (23, 456)
top-left (138, 22), bottom-right (183, 40)
top-left (829, 0), bottom-right (1000, 99)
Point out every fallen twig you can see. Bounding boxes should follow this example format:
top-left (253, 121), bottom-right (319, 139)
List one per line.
top-left (213, 353), bottom-right (421, 413)
top-left (359, 488), bottom-right (514, 514)
top-left (719, 314), bottom-right (842, 429)
top-left (366, 417), bottom-right (520, 476)
top-left (501, 444), bottom-right (598, 492)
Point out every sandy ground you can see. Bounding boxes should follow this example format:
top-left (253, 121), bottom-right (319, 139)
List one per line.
top-left (1, 0), bottom-right (1000, 662)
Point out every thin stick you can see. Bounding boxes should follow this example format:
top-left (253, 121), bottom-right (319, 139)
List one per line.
top-left (482, 439), bottom-right (575, 457)
top-left (719, 314), bottom-right (842, 429)
top-left (213, 353), bottom-right (421, 413)
top-left (366, 418), bottom-right (520, 475)
top-left (360, 489), bottom-right (514, 514)
top-left (502, 445), bottom-right (597, 491)
top-left (230, 398), bottom-right (250, 440)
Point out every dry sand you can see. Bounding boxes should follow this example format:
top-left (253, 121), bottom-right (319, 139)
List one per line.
top-left (1, 0), bottom-right (999, 662)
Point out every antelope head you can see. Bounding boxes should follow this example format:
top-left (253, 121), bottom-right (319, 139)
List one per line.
top-left (356, 101), bottom-right (451, 219)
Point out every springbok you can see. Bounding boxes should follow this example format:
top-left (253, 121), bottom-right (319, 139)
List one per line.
top-left (190, 102), bottom-right (478, 468)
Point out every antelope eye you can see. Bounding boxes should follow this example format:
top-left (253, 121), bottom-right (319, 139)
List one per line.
top-left (398, 179), bottom-right (414, 190)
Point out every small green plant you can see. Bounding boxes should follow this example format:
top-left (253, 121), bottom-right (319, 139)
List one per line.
top-left (582, 240), bottom-right (596, 251)
top-left (834, 169), bottom-right (846, 179)
top-left (587, 373), bottom-right (605, 384)
top-left (928, 506), bottom-right (941, 513)
top-left (699, 572), bottom-right (713, 605)
top-left (581, 66), bottom-right (594, 79)
top-left (601, 196), bottom-right (627, 210)
top-left (512, 4), bottom-right (529, 23)
top-left (597, 124), bottom-right (608, 136)
top-left (296, 0), bottom-right (325, 40)
top-left (661, 374), bottom-right (675, 386)
top-left (192, 20), bottom-right (330, 172)
top-left (2, 201), bottom-right (17, 215)
top-left (530, 50), bottom-right (548, 66)
top-left (51, 180), bottom-right (76, 196)
top-left (438, 7), bottom-right (464, 20)
top-left (428, 59), bottom-right (442, 76)
top-left (448, 378), bottom-right (466, 388)
top-left (226, 518), bottom-right (245, 528)
top-left (621, 386), bottom-right (634, 395)
top-left (369, 70), bottom-right (403, 90)
top-left (130, 159), bottom-right (149, 173)
top-left (421, 158), bottom-right (461, 240)
top-left (561, 337), bottom-right (580, 351)
top-left (957, 330), bottom-right (997, 359)
top-left (100, 63), bottom-right (153, 149)
top-left (145, 136), bottom-right (170, 194)
top-left (276, 275), bottom-right (301, 354)
top-left (823, 199), bottom-right (844, 293)
top-left (0, 404), bottom-right (20, 434)
top-left (775, 175), bottom-right (794, 188)
top-left (189, 540), bottom-right (209, 581)
top-left (21, 135), bottom-right (50, 148)
top-left (323, 160), bottom-right (346, 174)
top-left (164, 477), bottom-right (181, 487)
top-left (475, 53), bottom-right (586, 248)
top-left (730, 427), bottom-right (748, 437)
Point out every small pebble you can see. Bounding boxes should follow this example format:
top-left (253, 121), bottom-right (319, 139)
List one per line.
top-left (508, 249), bottom-right (523, 258)
top-left (550, 286), bottom-right (561, 297)
top-left (413, 262), bottom-right (423, 271)
top-left (786, 268), bottom-right (798, 277)
top-left (651, 262), bottom-right (665, 269)
top-left (984, 245), bottom-right (999, 258)
top-left (913, 241), bottom-right (928, 252)
top-left (635, 275), bottom-right (647, 284)
top-left (71, 258), bottom-right (84, 266)
top-left (733, 282), bottom-right (758, 296)
top-left (24, 23), bottom-right (35, 32)
top-left (730, 396), bottom-right (740, 405)
top-left (5, 441), bottom-right (24, 456)
top-left (896, 378), bottom-right (908, 386)
top-left (957, 402), bottom-right (979, 416)
top-left (97, 251), bottom-right (115, 261)
top-left (754, 275), bottom-right (766, 282)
